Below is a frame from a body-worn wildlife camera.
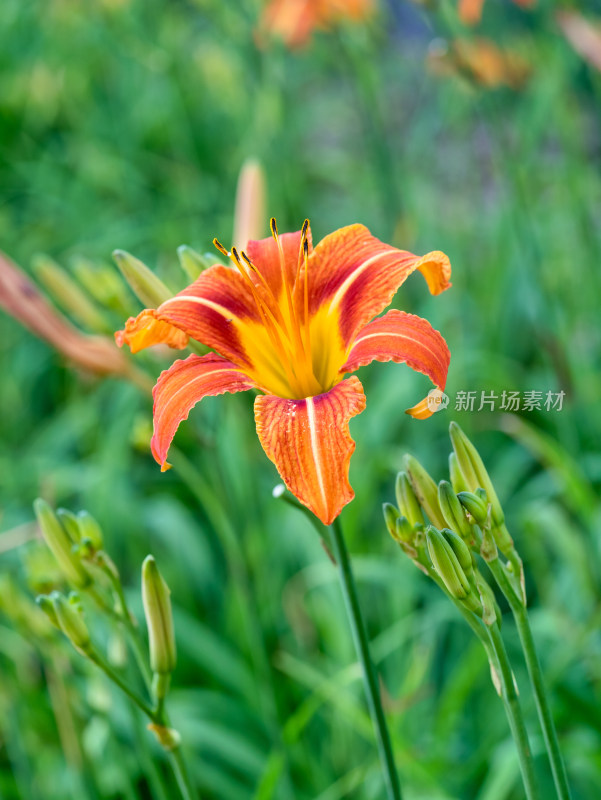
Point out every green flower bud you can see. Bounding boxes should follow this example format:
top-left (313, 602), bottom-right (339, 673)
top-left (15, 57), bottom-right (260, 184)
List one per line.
top-left (449, 422), bottom-right (505, 527)
top-left (475, 573), bottom-right (498, 626)
top-left (441, 528), bottom-right (474, 578)
top-left (382, 503), bottom-right (400, 539)
top-left (393, 516), bottom-right (419, 559)
top-left (395, 472), bottom-right (424, 527)
top-left (438, 481), bottom-right (472, 539)
top-left (112, 250), bottom-right (173, 308)
top-left (34, 499), bottom-right (89, 588)
top-left (426, 528), bottom-right (470, 598)
top-left (177, 245), bottom-right (214, 281)
top-left (71, 255), bottom-right (132, 315)
top-left (35, 594), bottom-right (61, 629)
top-left (76, 511), bottom-right (103, 551)
top-left (395, 515), bottom-right (415, 544)
top-left (56, 508), bottom-right (82, 542)
top-left (457, 491), bottom-right (489, 527)
top-left (142, 556), bottom-right (176, 677)
top-left (403, 455), bottom-right (446, 529)
top-left (52, 592), bottom-right (92, 654)
top-left (448, 452), bottom-right (468, 494)
top-left (32, 254), bottom-right (108, 333)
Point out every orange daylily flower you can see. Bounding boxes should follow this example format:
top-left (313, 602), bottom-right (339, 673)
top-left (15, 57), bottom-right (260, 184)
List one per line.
top-left (258, 0), bottom-right (373, 49)
top-left (458, 0), bottom-right (534, 27)
top-left (116, 222), bottom-right (451, 525)
top-left (429, 37), bottom-right (531, 90)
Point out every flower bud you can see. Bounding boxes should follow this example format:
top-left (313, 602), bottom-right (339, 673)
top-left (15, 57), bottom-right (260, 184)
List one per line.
top-left (475, 573), bottom-right (498, 626)
top-left (395, 515), bottom-right (415, 545)
top-left (403, 455), bottom-right (446, 529)
top-left (56, 508), bottom-right (82, 542)
top-left (35, 594), bottom-right (61, 629)
top-left (142, 556), bottom-right (176, 676)
top-left (52, 592), bottom-right (92, 654)
top-left (232, 158), bottom-right (266, 251)
top-left (448, 452), bottom-right (468, 494)
top-left (449, 422), bottom-right (505, 526)
top-left (382, 503), bottom-right (399, 539)
top-left (112, 250), bottom-right (173, 308)
top-left (426, 527), bottom-right (470, 599)
top-left (71, 256), bottom-right (132, 315)
top-left (395, 472), bottom-right (424, 527)
top-left (441, 528), bottom-right (474, 578)
top-left (32, 254), bottom-right (108, 333)
top-left (438, 481), bottom-right (472, 539)
top-left (76, 511), bottom-right (103, 551)
top-left (177, 245), bottom-right (214, 281)
top-left (34, 499), bottom-right (89, 588)
top-left (457, 491), bottom-right (489, 527)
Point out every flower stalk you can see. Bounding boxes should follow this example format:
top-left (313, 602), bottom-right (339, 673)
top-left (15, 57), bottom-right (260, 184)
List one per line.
top-left (329, 517), bottom-right (402, 800)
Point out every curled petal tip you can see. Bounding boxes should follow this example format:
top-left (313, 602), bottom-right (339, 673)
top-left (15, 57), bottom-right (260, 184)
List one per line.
top-left (405, 397), bottom-right (435, 420)
top-left (417, 251), bottom-right (452, 296)
top-left (116, 309), bottom-right (189, 354)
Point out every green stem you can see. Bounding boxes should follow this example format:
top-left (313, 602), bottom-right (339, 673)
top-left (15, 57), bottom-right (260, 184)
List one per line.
top-left (487, 558), bottom-right (571, 800)
top-left (487, 624), bottom-right (539, 800)
top-left (421, 556), bottom-right (539, 798)
top-left (329, 517), bottom-right (402, 800)
top-left (89, 649), bottom-right (155, 718)
top-left (91, 650), bottom-right (197, 799)
top-left (166, 740), bottom-right (195, 800)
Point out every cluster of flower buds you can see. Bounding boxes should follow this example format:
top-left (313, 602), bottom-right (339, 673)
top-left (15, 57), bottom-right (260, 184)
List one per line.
top-left (34, 499), bottom-right (96, 589)
top-left (383, 422), bottom-right (522, 623)
top-left (36, 591), bottom-right (93, 656)
top-left (33, 499), bottom-right (178, 710)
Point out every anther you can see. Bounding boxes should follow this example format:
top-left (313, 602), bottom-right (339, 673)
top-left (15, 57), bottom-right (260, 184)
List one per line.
top-left (213, 238), bottom-right (230, 258)
top-left (240, 251), bottom-right (257, 271)
top-left (270, 217), bottom-right (279, 239)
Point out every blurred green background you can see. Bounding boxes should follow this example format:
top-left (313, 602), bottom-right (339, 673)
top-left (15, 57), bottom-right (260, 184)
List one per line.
top-left (1, 0), bottom-right (600, 798)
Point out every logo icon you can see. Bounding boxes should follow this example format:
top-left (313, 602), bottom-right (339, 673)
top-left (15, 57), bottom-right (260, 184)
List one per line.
top-left (426, 388), bottom-right (449, 413)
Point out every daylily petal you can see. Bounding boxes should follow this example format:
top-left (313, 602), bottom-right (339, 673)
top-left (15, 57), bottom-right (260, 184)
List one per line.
top-left (115, 309), bottom-right (189, 354)
top-left (155, 265), bottom-right (261, 369)
top-left (245, 226), bottom-right (313, 301)
top-left (258, 0), bottom-right (319, 49)
top-left (151, 354), bottom-right (256, 470)
top-left (340, 309), bottom-right (450, 420)
top-left (307, 223), bottom-right (451, 347)
top-left (254, 376), bottom-right (366, 525)
top-left (458, 0), bottom-right (484, 25)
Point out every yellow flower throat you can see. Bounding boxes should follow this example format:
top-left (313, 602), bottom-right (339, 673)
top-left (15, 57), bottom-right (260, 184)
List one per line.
top-left (214, 219), bottom-right (344, 400)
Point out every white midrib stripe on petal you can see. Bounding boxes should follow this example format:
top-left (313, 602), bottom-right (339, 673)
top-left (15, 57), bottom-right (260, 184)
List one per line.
top-left (305, 397), bottom-right (328, 513)
top-left (159, 295), bottom-right (240, 321)
top-left (352, 330), bottom-right (442, 365)
top-left (326, 250), bottom-right (392, 317)
top-left (155, 367), bottom-right (244, 429)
